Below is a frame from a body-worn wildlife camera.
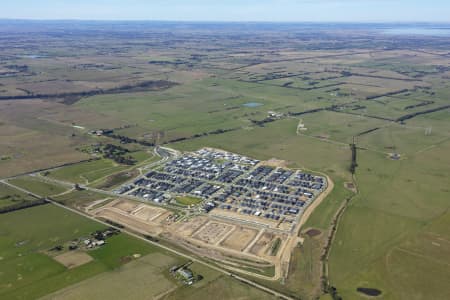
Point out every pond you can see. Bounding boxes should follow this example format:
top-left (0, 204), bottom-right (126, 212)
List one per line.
top-left (357, 287), bottom-right (382, 297)
top-left (243, 102), bottom-right (264, 108)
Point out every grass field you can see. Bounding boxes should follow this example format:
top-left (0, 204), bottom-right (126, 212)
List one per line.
top-left (0, 204), bottom-right (105, 299)
top-left (53, 190), bottom-right (107, 207)
top-left (328, 137), bottom-right (450, 299)
top-left (91, 169), bottom-right (139, 190)
top-left (176, 195), bottom-right (203, 206)
top-left (164, 273), bottom-right (277, 300)
top-left (0, 182), bottom-right (37, 208)
top-left (299, 110), bottom-right (387, 144)
top-left (46, 159), bottom-right (128, 184)
top-left (41, 253), bottom-right (179, 300)
top-left (0, 204), bottom-right (183, 300)
top-left (0, 202), bottom-right (274, 300)
top-left (283, 239), bottom-right (324, 299)
top-left (8, 176), bottom-right (68, 197)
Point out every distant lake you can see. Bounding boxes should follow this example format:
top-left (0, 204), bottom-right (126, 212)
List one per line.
top-left (383, 28), bottom-right (450, 36)
top-left (22, 54), bottom-right (48, 59)
top-left (243, 102), bottom-right (264, 108)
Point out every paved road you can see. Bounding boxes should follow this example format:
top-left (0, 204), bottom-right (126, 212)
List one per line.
top-left (2, 178), bottom-right (294, 300)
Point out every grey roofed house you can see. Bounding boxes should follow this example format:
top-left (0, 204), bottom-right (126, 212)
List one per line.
top-left (177, 268), bottom-right (194, 280)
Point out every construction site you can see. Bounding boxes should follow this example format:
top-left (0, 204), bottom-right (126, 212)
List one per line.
top-left (86, 148), bottom-right (331, 280)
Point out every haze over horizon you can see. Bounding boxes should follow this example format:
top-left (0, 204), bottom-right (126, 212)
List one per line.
top-left (2, 0), bottom-right (450, 23)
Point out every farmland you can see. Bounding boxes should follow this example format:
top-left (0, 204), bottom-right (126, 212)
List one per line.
top-left (8, 176), bottom-right (69, 196)
top-left (0, 21), bottom-right (449, 299)
top-left (1, 201), bottom-right (272, 300)
top-left (0, 205), bottom-right (105, 299)
top-left (0, 182), bottom-right (37, 208)
top-left (46, 159), bottom-right (129, 184)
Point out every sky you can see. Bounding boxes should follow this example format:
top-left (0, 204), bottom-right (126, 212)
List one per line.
top-left (1, 0), bottom-right (450, 23)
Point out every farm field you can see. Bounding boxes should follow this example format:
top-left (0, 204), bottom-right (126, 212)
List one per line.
top-left (53, 190), bottom-right (108, 207)
top-left (163, 274), bottom-right (277, 300)
top-left (41, 253), bottom-right (179, 300)
top-left (8, 176), bottom-right (69, 197)
top-left (0, 182), bottom-right (37, 208)
top-left (0, 204), bottom-right (105, 300)
top-left (46, 159), bottom-right (129, 184)
top-left (1, 203), bottom-right (256, 300)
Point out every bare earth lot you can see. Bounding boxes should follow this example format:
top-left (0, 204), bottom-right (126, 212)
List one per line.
top-left (87, 198), bottom-right (286, 278)
top-left (53, 251), bottom-right (93, 269)
top-left (221, 226), bottom-right (258, 251)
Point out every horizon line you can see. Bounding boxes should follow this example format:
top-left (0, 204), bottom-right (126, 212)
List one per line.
top-left (1, 18), bottom-right (450, 25)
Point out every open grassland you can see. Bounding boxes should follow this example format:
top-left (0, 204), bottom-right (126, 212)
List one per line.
top-left (299, 110), bottom-right (387, 144)
top-left (91, 169), bottom-right (139, 190)
top-left (76, 77), bottom-right (340, 142)
top-left (163, 273), bottom-right (277, 300)
top-left (0, 182), bottom-right (37, 208)
top-left (8, 176), bottom-right (69, 197)
top-left (46, 159), bottom-right (128, 184)
top-left (303, 177), bottom-right (353, 230)
top-left (328, 136), bottom-right (450, 299)
top-left (0, 99), bottom-right (119, 178)
top-left (283, 238), bottom-right (324, 300)
top-left (0, 121), bottom-right (90, 179)
top-left (356, 122), bottom-right (450, 156)
top-left (0, 205), bottom-right (104, 300)
top-left (0, 204), bottom-right (187, 300)
top-left (41, 253), bottom-right (179, 300)
top-left (53, 190), bottom-right (107, 207)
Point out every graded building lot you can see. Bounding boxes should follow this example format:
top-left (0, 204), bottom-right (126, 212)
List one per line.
top-left (209, 209), bottom-right (281, 230)
top-left (111, 198), bottom-right (139, 213)
top-left (250, 232), bottom-right (282, 257)
top-left (221, 226), bottom-right (258, 251)
top-left (133, 204), bottom-right (170, 222)
top-left (53, 251), bottom-right (94, 269)
top-left (175, 216), bottom-right (210, 236)
top-left (95, 207), bottom-right (165, 236)
top-left (88, 199), bottom-right (281, 269)
top-left (192, 221), bottom-right (235, 245)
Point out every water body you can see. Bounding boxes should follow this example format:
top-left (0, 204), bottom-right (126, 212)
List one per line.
top-left (243, 102), bottom-right (264, 108)
top-left (357, 287), bottom-right (382, 297)
top-left (383, 28), bottom-right (450, 36)
top-left (22, 54), bottom-right (48, 59)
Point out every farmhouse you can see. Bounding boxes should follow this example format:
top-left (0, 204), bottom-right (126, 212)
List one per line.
top-left (177, 268), bottom-right (194, 284)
